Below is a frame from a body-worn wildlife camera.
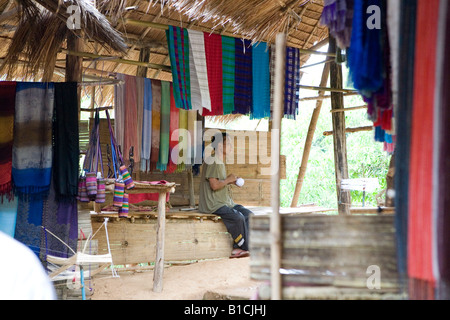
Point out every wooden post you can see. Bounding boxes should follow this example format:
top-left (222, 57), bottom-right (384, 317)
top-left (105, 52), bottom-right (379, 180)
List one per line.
top-left (270, 32), bottom-right (286, 300)
top-left (329, 37), bottom-right (351, 215)
top-left (290, 62), bottom-right (330, 207)
top-left (65, 32), bottom-right (83, 119)
top-left (153, 191), bottom-right (167, 292)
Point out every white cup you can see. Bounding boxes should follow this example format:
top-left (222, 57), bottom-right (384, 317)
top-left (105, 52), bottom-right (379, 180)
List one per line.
top-left (236, 178), bottom-right (244, 187)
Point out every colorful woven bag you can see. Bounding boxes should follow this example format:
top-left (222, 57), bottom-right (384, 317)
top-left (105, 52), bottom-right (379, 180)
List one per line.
top-left (120, 165), bottom-right (135, 189)
top-left (113, 180), bottom-right (125, 207)
top-left (118, 193), bottom-right (129, 217)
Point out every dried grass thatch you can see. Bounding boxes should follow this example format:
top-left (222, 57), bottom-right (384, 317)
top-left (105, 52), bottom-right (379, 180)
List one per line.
top-left (159, 0), bottom-right (315, 45)
top-left (0, 0), bottom-right (127, 80)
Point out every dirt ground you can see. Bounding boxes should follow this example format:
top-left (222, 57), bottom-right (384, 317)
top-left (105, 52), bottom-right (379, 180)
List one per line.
top-left (90, 257), bottom-right (262, 300)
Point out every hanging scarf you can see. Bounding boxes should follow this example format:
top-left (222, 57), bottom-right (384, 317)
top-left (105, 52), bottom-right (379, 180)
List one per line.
top-left (222, 36), bottom-right (235, 115)
top-left (13, 82), bottom-right (54, 199)
top-left (0, 81), bottom-right (16, 202)
top-left (150, 79), bottom-right (161, 171)
top-left (166, 26), bottom-right (192, 110)
top-left (347, 0), bottom-right (384, 96)
top-left (123, 74), bottom-right (138, 164)
top-left (114, 73), bottom-right (126, 153)
top-left (284, 46), bottom-right (300, 119)
top-left (157, 81), bottom-right (171, 171)
top-left (187, 29), bottom-right (211, 114)
top-left (165, 84), bottom-right (179, 174)
top-left (251, 42), bottom-right (270, 119)
top-left (320, 0), bottom-right (354, 49)
top-left (234, 38), bottom-right (252, 115)
top-left (177, 108), bottom-right (188, 171)
top-left (135, 76), bottom-right (145, 164)
top-left (203, 32), bottom-right (223, 116)
top-left (187, 31), bottom-right (203, 114)
top-left (141, 78), bottom-right (152, 173)
top-left (53, 82), bottom-right (79, 201)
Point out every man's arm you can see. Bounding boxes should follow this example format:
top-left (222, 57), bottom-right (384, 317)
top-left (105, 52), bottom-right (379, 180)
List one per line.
top-left (209, 174), bottom-right (237, 191)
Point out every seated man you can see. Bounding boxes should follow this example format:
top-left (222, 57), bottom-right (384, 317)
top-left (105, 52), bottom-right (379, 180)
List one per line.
top-left (199, 132), bottom-right (253, 259)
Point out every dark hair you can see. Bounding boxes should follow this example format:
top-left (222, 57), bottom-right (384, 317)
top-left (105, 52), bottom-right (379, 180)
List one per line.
top-left (211, 132), bottom-right (228, 150)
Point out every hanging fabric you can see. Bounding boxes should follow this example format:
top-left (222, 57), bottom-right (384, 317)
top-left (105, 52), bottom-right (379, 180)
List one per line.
top-left (187, 29), bottom-right (211, 114)
top-left (284, 46), bottom-right (300, 119)
top-left (166, 84), bottom-right (179, 174)
top-left (187, 31), bottom-right (203, 114)
top-left (135, 76), bottom-right (145, 165)
top-left (0, 81), bottom-right (16, 202)
top-left (114, 73), bottom-right (126, 153)
top-left (12, 82), bottom-right (54, 199)
top-left (408, 0), bottom-right (440, 299)
top-left (251, 42), bottom-right (270, 119)
top-left (150, 79), bottom-right (161, 171)
top-left (203, 32), bottom-right (223, 116)
top-left (53, 82), bottom-right (79, 201)
top-left (157, 81), bottom-right (171, 171)
top-left (320, 0), bottom-right (354, 49)
top-left (166, 25), bottom-right (192, 110)
top-left (234, 38), bottom-right (252, 115)
top-left (123, 74), bottom-right (138, 164)
top-left (141, 78), bottom-right (153, 172)
top-left (221, 35), bottom-right (235, 115)
top-left (177, 108), bottom-right (188, 172)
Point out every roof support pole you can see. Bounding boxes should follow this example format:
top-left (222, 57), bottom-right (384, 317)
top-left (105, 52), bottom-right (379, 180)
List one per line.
top-left (270, 32), bottom-right (286, 300)
top-left (329, 37), bottom-right (351, 215)
top-left (65, 31), bottom-right (83, 120)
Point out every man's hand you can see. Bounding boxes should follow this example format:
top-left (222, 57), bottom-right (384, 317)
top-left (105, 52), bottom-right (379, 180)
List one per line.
top-left (225, 174), bottom-right (238, 185)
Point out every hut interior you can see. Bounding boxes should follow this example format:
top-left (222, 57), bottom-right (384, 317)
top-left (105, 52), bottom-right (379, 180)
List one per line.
top-left (0, 0), bottom-right (448, 302)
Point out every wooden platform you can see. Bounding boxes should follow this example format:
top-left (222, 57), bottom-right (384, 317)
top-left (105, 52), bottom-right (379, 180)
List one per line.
top-left (90, 208), bottom-right (233, 265)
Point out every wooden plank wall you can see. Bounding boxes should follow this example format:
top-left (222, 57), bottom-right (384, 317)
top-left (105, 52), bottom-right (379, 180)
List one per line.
top-left (250, 214), bottom-right (399, 293)
top-left (91, 216), bottom-right (232, 265)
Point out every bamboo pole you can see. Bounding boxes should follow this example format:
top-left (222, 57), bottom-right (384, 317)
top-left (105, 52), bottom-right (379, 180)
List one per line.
top-left (299, 84), bottom-right (357, 94)
top-left (290, 63), bottom-right (330, 207)
top-left (329, 105), bottom-right (367, 113)
top-left (270, 32), bottom-right (286, 301)
top-left (61, 49), bottom-right (172, 72)
top-left (299, 92), bottom-right (358, 102)
top-left (323, 125), bottom-right (372, 136)
top-left (153, 191), bottom-right (167, 293)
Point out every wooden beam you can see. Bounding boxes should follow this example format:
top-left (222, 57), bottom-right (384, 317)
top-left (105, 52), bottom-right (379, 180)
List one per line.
top-left (299, 92), bottom-right (358, 102)
top-left (65, 32), bottom-right (83, 120)
top-left (290, 63), bottom-right (331, 207)
top-left (299, 85), bottom-right (357, 94)
top-left (323, 125), bottom-right (373, 136)
top-left (329, 105), bottom-right (368, 113)
top-left (153, 192), bottom-right (167, 293)
top-left (61, 49), bottom-right (172, 72)
top-left (270, 32), bottom-right (286, 301)
top-left (329, 36), bottom-right (351, 215)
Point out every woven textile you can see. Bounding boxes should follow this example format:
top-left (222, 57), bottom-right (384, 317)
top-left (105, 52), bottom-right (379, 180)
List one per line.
top-left (222, 36), bottom-right (235, 115)
top-left (12, 82), bottom-right (54, 199)
top-left (157, 81), bottom-right (171, 171)
top-left (123, 75), bottom-right (138, 163)
top-left (234, 38), bottom-right (252, 115)
top-left (114, 73), bottom-right (126, 152)
top-left (284, 46), bottom-right (300, 119)
top-left (140, 78), bottom-right (152, 172)
top-left (53, 82), bottom-right (79, 201)
top-left (251, 42), bottom-right (270, 119)
top-left (150, 80), bottom-right (161, 171)
top-left (166, 26), bottom-right (191, 110)
top-left (0, 81), bottom-right (16, 202)
top-left (203, 32), bottom-right (223, 116)
top-left (166, 84), bottom-right (179, 173)
top-left (187, 29), bottom-right (211, 114)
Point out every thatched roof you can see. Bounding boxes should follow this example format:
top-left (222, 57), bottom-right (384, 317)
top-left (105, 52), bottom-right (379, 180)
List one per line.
top-left (0, 0), bottom-right (328, 106)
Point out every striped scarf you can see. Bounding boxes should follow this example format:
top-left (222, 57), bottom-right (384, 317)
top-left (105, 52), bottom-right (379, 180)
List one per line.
top-left (0, 81), bottom-right (16, 202)
top-left (12, 82), bottom-right (54, 199)
top-left (150, 80), bottom-right (161, 171)
top-left (167, 26), bottom-right (192, 110)
top-left (140, 78), bottom-right (152, 172)
top-left (157, 81), bottom-right (171, 171)
top-left (222, 36), bottom-right (235, 115)
top-left (165, 84), bottom-right (179, 174)
top-left (203, 32), bottom-right (223, 116)
top-left (251, 42), bottom-right (270, 119)
top-left (234, 38), bottom-right (252, 115)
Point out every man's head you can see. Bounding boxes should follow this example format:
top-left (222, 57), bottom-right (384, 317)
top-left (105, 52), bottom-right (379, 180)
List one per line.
top-left (211, 132), bottom-right (232, 158)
